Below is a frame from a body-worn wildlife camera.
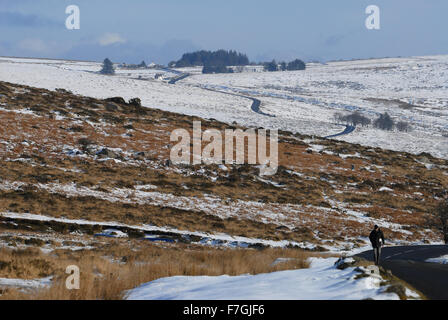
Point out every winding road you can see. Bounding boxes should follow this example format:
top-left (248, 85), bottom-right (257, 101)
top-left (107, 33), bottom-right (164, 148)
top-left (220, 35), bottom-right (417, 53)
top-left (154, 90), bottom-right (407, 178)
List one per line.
top-left (325, 125), bottom-right (356, 139)
top-left (165, 69), bottom-right (356, 137)
top-left (356, 245), bottom-right (448, 300)
top-left (165, 69), bottom-right (275, 116)
top-left (168, 73), bottom-right (190, 84)
top-left (221, 92), bottom-right (274, 117)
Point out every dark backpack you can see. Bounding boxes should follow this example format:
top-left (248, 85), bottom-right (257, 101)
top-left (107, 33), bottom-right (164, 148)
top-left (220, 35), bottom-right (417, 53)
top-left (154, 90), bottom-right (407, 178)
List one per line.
top-left (369, 230), bottom-right (383, 247)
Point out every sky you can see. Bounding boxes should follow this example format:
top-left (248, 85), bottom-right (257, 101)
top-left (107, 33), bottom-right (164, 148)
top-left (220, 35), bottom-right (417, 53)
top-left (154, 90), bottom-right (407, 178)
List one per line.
top-left (0, 0), bottom-right (447, 64)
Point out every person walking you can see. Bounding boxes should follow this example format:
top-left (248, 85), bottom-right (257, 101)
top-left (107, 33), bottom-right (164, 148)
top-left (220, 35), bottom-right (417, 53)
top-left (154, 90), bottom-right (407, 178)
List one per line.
top-left (369, 225), bottom-right (385, 265)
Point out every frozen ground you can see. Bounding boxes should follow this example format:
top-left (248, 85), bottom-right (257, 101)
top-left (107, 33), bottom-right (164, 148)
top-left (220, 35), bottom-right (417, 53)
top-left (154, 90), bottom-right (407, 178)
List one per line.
top-left (125, 257), bottom-right (409, 300)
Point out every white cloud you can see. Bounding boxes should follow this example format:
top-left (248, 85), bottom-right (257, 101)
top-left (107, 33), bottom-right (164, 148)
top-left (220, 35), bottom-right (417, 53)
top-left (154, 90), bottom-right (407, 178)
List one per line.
top-left (98, 33), bottom-right (127, 46)
top-left (18, 38), bottom-right (49, 53)
top-left (14, 38), bottom-right (70, 57)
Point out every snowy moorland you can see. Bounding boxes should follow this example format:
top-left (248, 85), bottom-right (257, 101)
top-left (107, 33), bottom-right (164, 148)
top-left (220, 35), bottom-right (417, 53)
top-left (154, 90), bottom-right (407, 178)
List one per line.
top-left (0, 56), bottom-right (446, 300)
top-left (0, 57), bottom-right (251, 126)
top-left (2, 55), bottom-right (447, 158)
top-left (182, 55), bottom-right (448, 159)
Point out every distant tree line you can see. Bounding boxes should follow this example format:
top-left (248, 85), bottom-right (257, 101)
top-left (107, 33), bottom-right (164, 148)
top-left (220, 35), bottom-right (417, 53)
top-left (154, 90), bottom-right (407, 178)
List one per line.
top-left (264, 59), bottom-right (306, 72)
top-left (170, 50), bottom-right (307, 74)
top-left (174, 50), bottom-right (250, 68)
top-left (120, 61), bottom-right (148, 69)
top-left (334, 111), bottom-right (412, 132)
top-left (202, 63), bottom-right (234, 74)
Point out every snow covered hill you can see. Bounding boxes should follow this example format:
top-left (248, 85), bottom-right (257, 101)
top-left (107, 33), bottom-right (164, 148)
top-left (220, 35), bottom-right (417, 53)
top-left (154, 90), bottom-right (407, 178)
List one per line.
top-left (1, 55), bottom-right (447, 158)
top-left (183, 55), bottom-right (448, 159)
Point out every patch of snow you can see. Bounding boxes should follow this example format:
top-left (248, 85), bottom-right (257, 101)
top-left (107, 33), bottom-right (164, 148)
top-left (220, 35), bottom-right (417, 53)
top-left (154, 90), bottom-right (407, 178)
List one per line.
top-left (95, 229), bottom-right (128, 238)
top-left (426, 255), bottom-right (448, 264)
top-left (125, 257), bottom-right (399, 300)
top-left (0, 276), bottom-right (52, 290)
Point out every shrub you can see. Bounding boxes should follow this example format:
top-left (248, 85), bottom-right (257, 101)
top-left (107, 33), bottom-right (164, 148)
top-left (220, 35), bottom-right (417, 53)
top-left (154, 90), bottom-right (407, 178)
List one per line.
top-left (264, 60), bottom-right (278, 72)
top-left (100, 58), bottom-right (115, 75)
top-left (374, 112), bottom-right (395, 131)
top-left (77, 137), bottom-right (93, 147)
top-left (128, 98), bottom-right (141, 107)
top-left (436, 200), bottom-right (448, 244)
top-left (396, 121), bottom-right (412, 132)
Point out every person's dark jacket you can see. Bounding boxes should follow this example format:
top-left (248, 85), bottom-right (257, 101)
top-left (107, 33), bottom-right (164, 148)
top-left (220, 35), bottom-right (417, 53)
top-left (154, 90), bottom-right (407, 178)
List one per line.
top-left (369, 229), bottom-right (385, 248)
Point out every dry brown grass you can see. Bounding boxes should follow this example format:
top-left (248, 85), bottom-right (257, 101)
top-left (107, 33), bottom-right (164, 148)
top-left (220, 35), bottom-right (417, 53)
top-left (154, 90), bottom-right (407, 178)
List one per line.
top-left (0, 247), bottom-right (55, 279)
top-left (0, 79), bottom-right (447, 268)
top-left (0, 241), bottom-right (325, 300)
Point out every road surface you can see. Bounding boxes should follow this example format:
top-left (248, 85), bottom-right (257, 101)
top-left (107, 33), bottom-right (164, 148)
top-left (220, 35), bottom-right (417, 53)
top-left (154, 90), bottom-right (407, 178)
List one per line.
top-left (325, 125), bottom-right (356, 138)
top-left (168, 73), bottom-right (190, 84)
top-left (240, 95), bottom-right (275, 117)
top-left (356, 245), bottom-right (448, 300)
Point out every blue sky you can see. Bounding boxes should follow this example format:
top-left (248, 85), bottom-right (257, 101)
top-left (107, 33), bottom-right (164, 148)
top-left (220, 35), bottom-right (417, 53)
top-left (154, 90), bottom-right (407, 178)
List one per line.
top-left (1, 0), bottom-right (447, 64)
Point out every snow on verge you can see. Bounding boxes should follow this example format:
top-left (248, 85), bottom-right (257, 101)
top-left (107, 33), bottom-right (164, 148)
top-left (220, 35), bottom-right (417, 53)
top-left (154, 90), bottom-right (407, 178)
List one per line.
top-left (0, 276), bottom-right (52, 291)
top-left (426, 255), bottom-right (448, 264)
top-left (125, 257), bottom-right (398, 300)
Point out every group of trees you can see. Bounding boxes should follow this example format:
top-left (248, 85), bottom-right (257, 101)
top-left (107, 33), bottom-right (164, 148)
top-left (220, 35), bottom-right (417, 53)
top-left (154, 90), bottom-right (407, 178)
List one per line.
top-left (334, 111), bottom-right (371, 127)
top-left (100, 59), bottom-right (149, 74)
top-left (120, 61), bottom-right (148, 69)
top-left (202, 64), bottom-right (234, 74)
top-left (264, 60), bottom-right (278, 72)
top-left (173, 50), bottom-right (249, 68)
top-left (373, 112), bottom-right (395, 130)
top-left (373, 113), bottom-right (412, 132)
top-left (264, 59), bottom-right (306, 72)
top-left (102, 50), bottom-right (306, 75)
top-left (334, 111), bottom-right (412, 132)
